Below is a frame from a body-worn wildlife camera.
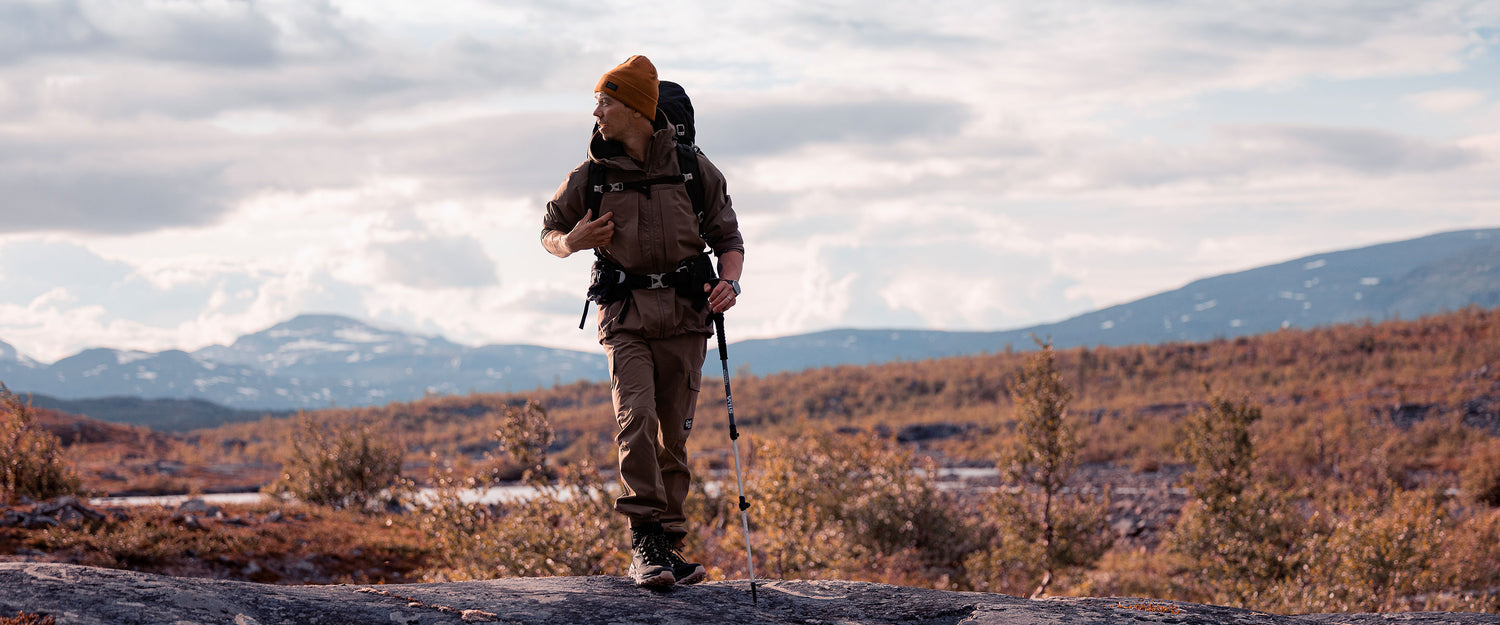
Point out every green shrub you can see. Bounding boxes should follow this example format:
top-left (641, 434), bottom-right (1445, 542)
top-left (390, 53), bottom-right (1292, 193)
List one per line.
top-left (0, 384), bottom-right (82, 504)
top-left (268, 413), bottom-right (411, 511)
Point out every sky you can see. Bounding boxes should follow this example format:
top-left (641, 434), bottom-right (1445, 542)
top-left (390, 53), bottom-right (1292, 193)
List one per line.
top-left (1, 0), bottom-right (1498, 363)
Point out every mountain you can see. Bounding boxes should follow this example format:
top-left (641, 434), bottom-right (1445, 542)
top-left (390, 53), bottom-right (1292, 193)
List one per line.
top-left (0, 315), bottom-right (607, 415)
top-left (1, 227), bottom-right (1498, 427)
top-left (715, 228), bottom-right (1500, 375)
top-left (0, 338), bottom-right (43, 388)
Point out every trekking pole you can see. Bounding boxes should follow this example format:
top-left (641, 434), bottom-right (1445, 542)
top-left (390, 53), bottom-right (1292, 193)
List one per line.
top-left (713, 312), bottom-right (758, 604)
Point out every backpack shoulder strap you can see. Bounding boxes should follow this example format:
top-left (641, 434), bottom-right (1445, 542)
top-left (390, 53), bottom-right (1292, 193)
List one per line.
top-left (585, 161), bottom-right (606, 217)
top-left (675, 143), bottom-right (708, 243)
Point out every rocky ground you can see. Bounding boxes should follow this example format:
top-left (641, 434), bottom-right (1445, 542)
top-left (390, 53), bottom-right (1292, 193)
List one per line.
top-left (2, 562), bottom-right (1495, 625)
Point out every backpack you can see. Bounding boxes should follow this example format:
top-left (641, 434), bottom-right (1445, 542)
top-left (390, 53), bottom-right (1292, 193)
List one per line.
top-left (578, 80), bottom-right (716, 330)
top-left (584, 80), bottom-right (707, 240)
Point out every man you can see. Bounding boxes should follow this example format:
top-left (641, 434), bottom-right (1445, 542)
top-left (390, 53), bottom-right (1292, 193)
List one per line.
top-left (541, 55), bottom-right (744, 588)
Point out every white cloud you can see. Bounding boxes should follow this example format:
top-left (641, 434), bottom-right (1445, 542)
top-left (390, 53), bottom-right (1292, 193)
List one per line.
top-left (1, 0), bottom-right (1498, 364)
top-left (1406, 88), bottom-right (1488, 112)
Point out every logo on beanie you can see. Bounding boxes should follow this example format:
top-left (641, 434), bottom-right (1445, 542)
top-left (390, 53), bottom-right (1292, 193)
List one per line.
top-left (604, 81), bottom-right (619, 91)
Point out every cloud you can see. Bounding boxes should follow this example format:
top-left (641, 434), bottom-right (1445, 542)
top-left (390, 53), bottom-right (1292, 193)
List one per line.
top-left (0, 0), bottom-right (107, 65)
top-left (0, 0), bottom-right (1496, 363)
top-left (0, 166), bottom-right (233, 235)
top-left (1226, 124), bottom-right (1482, 175)
top-left (374, 235), bottom-right (498, 289)
top-left (0, 0), bottom-right (349, 69)
top-left (705, 97), bottom-right (972, 157)
top-left (1405, 88), bottom-right (1488, 112)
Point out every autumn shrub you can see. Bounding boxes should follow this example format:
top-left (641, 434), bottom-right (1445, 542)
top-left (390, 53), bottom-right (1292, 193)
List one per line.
top-left (1462, 439), bottom-right (1500, 507)
top-left (0, 384), bottom-right (82, 504)
top-left (35, 502), bottom-right (427, 584)
top-left (268, 413), bottom-right (411, 511)
top-left (964, 489), bottom-right (1112, 596)
top-left (1435, 506), bottom-right (1500, 611)
top-left (0, 612), bottom-right (56, 625)
top-left (752, 432), bottom-right (978, 587)
top-left (419, 402), bottom-right (628, 580)
top-left (1283, 488), bottom-right (1452, 613)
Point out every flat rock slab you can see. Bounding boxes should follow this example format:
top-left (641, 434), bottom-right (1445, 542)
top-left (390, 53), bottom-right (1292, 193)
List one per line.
top-left (1, 563), bottom-right (1495, 625)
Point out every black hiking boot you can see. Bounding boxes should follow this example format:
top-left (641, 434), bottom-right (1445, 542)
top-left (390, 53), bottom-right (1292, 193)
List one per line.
top-left (665, 531), bottom-right (706, 585)
top-left (629, 523), bottom-right (676, 588)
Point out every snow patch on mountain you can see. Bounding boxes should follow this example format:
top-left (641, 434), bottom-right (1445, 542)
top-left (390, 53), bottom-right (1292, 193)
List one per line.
top-left (115, 351), bottom-right (153, 365)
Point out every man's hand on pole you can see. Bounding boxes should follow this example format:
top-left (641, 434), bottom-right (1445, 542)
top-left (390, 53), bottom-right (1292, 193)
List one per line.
top-left (706, 250), bottom-right (743, 313)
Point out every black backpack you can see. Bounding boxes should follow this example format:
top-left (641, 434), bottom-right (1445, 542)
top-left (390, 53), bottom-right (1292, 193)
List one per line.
top-left (584, 80), bottom-right (707, 238)
top-left (578, 81), bottom-right (716, 330)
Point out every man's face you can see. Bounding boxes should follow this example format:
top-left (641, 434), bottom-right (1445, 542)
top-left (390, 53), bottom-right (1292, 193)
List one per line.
top-left (593, 92), bottom-right (634, 140)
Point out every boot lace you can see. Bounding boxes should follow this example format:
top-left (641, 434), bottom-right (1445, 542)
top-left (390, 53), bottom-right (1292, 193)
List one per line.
top-left (665, 545), bottom-right (690, 567)
top-left (633, 532), bottom-right (674, 567)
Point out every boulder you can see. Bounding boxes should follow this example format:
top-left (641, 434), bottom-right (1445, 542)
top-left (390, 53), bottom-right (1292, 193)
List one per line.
top-left (0, 563), bottom-right (1490, 625)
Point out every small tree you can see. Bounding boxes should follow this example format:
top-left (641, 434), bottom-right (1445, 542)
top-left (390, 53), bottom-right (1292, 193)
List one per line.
top-left (0, 383), bottom-right (82, 504)
top-left (973, 340), bottom-right (1111, 598)
top-left (269, 413), bottom-right (410, 511)
top-left (1166, 385), bottom-right (1301, 606)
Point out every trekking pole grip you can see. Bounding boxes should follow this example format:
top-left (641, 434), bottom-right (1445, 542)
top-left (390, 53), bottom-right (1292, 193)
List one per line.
top-left (714, 313), bottom-right (728, 361)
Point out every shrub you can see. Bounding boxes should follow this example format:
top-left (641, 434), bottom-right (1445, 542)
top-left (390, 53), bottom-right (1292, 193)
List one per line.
top-left (0, 612), bottom-right (56, 625)
top-left (420, 401), bottom-right (628, 580)
top-left (964, 488), bottom-right (1112, 596)
top-left (1462, 439), bottom-right (1500, 508)
top-left (752, 433), bottom-right (978, 587)
top-left (1286, 489), bottom-right (1452, 613)
top-left (0, 383), bottom-right (82, 504)
top-left (268, 413), bottom-right (411, 511)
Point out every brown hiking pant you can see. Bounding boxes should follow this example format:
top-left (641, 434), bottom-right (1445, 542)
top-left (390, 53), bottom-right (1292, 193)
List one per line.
top-left (603, 331), bottom-right (707, 535)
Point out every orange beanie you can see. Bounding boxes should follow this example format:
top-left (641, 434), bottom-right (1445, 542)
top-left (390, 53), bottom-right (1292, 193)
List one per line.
top-left (596, 55), bottom-right (658, 121)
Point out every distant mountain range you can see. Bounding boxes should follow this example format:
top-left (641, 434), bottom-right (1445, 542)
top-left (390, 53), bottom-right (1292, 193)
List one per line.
top-left (2, 227), bottom-right (1498, 429)
top-left (0, 315), bottom-right (607, 419)
top-left (722, 227), bottom-right (1500, 374)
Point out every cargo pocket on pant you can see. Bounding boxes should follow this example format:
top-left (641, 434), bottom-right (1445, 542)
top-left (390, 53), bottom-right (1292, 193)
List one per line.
top-left (684, 368), bottom-right (701, 431)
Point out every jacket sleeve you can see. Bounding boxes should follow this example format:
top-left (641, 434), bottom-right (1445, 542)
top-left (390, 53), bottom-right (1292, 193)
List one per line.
top-left (541, 163), bottom-right (590, 243)
top-left (695, 154), bottom-right (745, 258)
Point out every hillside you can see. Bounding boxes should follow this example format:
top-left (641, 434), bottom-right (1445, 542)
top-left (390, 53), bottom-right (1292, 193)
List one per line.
top-left (3, 228), bottom-right (1499, 427)
top-left (173, 306), bottom-right (1500, 496)
top-left (720, 227), bottom-right (1500, 374)
top-left (10, 307), bottom-right (1500, 614)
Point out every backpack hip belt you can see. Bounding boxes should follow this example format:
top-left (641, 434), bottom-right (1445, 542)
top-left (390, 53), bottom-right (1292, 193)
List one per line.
top-left (579, 253), bottom-right (715, 329)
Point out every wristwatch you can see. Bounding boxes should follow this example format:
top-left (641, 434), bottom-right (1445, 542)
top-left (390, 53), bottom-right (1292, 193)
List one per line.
top-left (723, 279), bottom-right (741, 295)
